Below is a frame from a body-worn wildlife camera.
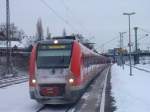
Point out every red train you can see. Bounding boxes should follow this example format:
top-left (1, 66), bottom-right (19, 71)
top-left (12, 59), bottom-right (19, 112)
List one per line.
top-left (28, 36), bottom-right (109, 104)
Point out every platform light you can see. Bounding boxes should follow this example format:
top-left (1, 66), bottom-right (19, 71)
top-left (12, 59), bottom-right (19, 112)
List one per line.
top-left (69, 78), bottom-right (74, 84)
top-left (123, 12), bottom-right (136, 76)
top-left (54, 40), bottom-right (58, 44)
top-left (32, 79), bottom-right (36, 84)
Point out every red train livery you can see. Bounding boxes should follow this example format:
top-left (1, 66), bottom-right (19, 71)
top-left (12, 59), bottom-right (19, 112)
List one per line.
top-left (28, 36), bottom-right (109, 104)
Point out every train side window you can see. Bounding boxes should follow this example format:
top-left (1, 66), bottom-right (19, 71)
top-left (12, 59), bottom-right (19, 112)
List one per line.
top-left (82, 55), bottom-right (85, 67)
top-left (86, 55), bottom-right (90, 67)
top-left (83, 54), bottom-right (87, 67)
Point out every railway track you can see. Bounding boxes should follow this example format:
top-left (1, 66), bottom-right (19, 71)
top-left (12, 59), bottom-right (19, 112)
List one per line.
top-left (0, 75), bottom-right (28, 88)
top-left (126, 64), bottom-right (150, 73)
top-left (36, 104), bottom-right (74, 112)
top-left (132, 66), bottom-right (150, 73)
top-left (36, 66), bottom-right (111, 112)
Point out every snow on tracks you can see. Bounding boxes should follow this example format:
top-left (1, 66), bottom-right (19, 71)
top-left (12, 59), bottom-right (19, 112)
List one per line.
top-left (0, 75), bottom-right (28, 88)
top-left (36, 104), bottom-right (74, 112)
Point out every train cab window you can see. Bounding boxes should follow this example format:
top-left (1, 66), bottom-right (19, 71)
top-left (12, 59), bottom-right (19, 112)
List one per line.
top-left (37, 44), bottom-right (72, 68)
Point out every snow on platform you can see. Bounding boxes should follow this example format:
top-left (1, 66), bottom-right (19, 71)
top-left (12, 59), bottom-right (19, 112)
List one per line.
top-left (135, 64), bottom-right (150, 71)
top-left (111, 64), bottom-right (150, 112)
top-left (0, 82), bottom-right (42, 112)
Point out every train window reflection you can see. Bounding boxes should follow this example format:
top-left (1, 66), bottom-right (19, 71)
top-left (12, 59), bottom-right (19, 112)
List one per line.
top-left (38, 50), bottom-right (71, 56)
top-left (37, 49), bottom-right (71, 68)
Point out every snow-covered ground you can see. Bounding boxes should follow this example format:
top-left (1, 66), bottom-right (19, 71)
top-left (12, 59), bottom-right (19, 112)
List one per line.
top-left (135, 64), bottom-right (150, 71)
top-left (1, 64), bottom-right (150, 112)
top-left (111, 64), bottom-right (150, 112)
top-left (0, 82), bottom-right (42, 112)
top-left (0, 36), bottom-right (35, 48)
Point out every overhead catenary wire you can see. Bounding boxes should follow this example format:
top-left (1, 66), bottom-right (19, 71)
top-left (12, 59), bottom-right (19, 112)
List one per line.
top-left (99, 36), bottom-right (119, 48)
top-left (95, 36), bottom-right (119, 52)
top-left (97, 31), bottom-right (129, 50)
top-left (95, 27), bottom-right (150, 52)
top-left (138, 34), bottom-right (149, 41)
top-left (39, 0), bottom-right (79, 33)
top-left (123, 32), bottom-right (149, 50)
top-left (58, 0), bottom-right (94, 38)
top-left (59, 0), bottom-right (70, 12)
top-left (97, 27), bottom-right (139, 51)
top-left (138, 27), bottom-right (150, 34)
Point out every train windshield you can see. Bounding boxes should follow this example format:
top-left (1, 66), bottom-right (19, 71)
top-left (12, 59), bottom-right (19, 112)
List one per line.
top-left (37, 44), bottom-right (72, 68)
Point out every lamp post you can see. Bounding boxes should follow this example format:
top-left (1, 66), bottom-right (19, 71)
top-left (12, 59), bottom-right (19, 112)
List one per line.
top-left (6, 0), bottom-right (11, 74)
top-left (123, 12), bottom-right (136, 76)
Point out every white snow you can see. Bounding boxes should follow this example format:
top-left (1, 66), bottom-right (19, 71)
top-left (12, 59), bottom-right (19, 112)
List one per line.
top-left (135, 64), bottom-right (150, 71)
top-left (0, 82), bottom-right (42, 112)
top-left (111, 64), bottom-right (150, 112)
top-left (1, 64), bottom-right (150, 112)
top-left (0, 36), bottom-right (35, 48)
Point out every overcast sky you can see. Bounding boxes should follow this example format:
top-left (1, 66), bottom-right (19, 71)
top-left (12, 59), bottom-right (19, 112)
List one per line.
top-left (0, 0), bottom-right (150, 51)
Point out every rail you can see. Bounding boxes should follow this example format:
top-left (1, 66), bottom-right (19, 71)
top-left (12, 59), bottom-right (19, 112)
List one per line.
top-left (132, 66), bottom-right (150, 73)
top-left (36, 104), bottom-right (73, 112)
top-left (125, 64), bottom-right (150, 73)
top-left (0, 75), bottom-right (28, 88)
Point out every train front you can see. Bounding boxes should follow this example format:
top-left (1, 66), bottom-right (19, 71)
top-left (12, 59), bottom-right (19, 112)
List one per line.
top-left (29, 39), bottom-right (78, 104)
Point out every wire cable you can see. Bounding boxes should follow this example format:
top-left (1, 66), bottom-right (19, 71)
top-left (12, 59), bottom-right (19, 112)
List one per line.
top-left (39, 0), bottom-right (79, 33)
top-left (58, 0), bottom-right (94, 38)
top-left (96, 36), bottom-right (119, 52)
top-left (138, 27), bottom-right (150, 34)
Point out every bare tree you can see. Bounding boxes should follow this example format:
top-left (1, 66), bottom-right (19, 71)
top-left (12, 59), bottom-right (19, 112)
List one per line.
top-left (0, 23), bottom-right (25, 41)
top-left (63, 28), bottom-right (66, 37)
top-left (46, 27), bottom-right (51, 39)
top-left (36, 18), bottom-right (44, 41)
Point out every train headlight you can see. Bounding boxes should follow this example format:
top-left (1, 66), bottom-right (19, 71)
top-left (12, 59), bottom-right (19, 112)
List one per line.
top-left (54, 40), bottom-right (58, 44)
top-left (32, 79), bottom-right (36, 84)
top-left (69, 78), bottom-right (74, 84)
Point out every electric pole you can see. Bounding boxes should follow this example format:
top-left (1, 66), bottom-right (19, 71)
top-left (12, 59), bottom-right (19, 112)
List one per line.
top-left (134, 27), bottom-right (139, 64)
top-left (6, 0), bottom-right (12, 75)
top-left (119, 32), bottom-right (122, 66)
top-left (123, 12), bottom-right (136, 76)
